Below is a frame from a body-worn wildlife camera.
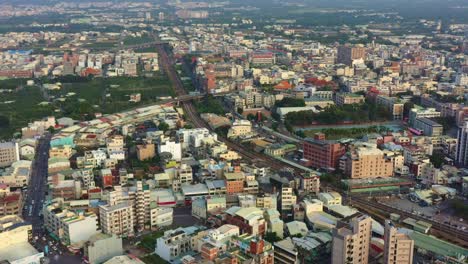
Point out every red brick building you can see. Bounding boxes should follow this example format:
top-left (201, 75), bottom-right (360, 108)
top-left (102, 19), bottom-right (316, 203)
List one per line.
top-left (303, 133), bottom-right (345, 170)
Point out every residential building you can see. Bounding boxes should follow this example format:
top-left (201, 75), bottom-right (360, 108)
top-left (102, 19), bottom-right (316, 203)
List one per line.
top-left (264, 209), bottom-right (284, 238)
top-left (224, 172), bottom-right (244, 194)
top-left (300, 173), bottom-right (320, 194)
top-left (158, 141), bottom-right (182, 161)
top-left (280, 187), bottom-right (297, 213)
top-left (154, 227), bottom-right (194, 262)
top-left (43, 203), bottom-right (99, 246)
top-left (0, 142), bottom-right (19, 168)
top-left (383, 220), bottom-right (414, 264)
top-left (150, 207), bottom-right (173, 227)
top-left (0, 192), bottom-right (22, 216)
top-left (341, 143), bottom-right (394, 179)
top-left (83, 233), bottom-right (123, 264)
top-left (303, 133), bottom-right (345, 170)
top-left (274, 237), bottom-right (299, 264)
top-left (337, 45), bottom-right (366, 66)
top-left (331, 213), bottom-right (372, 264)
top-left (225, 207), bottom-right (267, 236)
top-left (99, 202), bottom-right (134, 237)
top-left (136, 144), bottom-right (155, 161)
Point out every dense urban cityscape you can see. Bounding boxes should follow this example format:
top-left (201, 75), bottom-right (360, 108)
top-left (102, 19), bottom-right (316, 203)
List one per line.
top-left (0, 0), bottom-right (467, 263)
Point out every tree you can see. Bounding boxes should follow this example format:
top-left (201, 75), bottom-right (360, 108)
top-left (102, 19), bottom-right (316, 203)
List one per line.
top-left (158, 121), bottom-right (169, 132)
top-left (430, 152), bottom-right (446, 168)
top-left (403, 102), bottom-right (414, 118)
top-left (247, 113), bottom-right (256, 121)
top-left (47, 126), bottom-right (55, 134)
top-left (264, 232), bottom-right (281, 243)
top-left (0, 115), bottom-right (10, 128)
top-left (237, 107), bottom-right (243, 114)
top-left (275, 97), bottom-right (306, 108)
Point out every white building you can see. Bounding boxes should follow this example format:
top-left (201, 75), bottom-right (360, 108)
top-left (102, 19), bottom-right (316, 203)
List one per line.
top-left (154, 228), bottom-right (194, 262)
top-left (83, 233), bottom-right (123, 264)
top-left (43, 203), bottom-right (99, 246)
top-left (176, 128), bottom-right (218, 150)
top-left (0, 216), bottom-right (44, 264)
top-left (150, 207), bottom-right (173, 227)
top-left (158, 141), bottom-right (182, 161)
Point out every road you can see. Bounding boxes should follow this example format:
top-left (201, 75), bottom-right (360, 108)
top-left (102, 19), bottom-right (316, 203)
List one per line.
top-left (23, 133), bottom-right (51, 230)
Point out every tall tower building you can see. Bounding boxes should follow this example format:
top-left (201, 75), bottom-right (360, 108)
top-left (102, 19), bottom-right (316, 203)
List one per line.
top-left (456, 121), bottom-right (468, 167)
top-left (383, 220), bottom-right (414, 264)
top-left (331, 213), bottom-right (372, 264)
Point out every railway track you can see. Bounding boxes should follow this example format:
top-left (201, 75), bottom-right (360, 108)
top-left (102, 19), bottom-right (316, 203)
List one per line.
top-left (157, 43), bottom-right (468, 249)
top-left (156, 44), bottom-right (304, 174)
top-left (350, 196), bottom-right (468, 248)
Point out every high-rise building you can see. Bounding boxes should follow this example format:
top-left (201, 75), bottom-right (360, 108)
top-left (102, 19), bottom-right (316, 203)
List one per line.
top-left (456, 121), bottom-right (468, 167)
top-left (383, 220), bottom-right (414, 264)
top-left (337, 45), bottom-right (366, 66)
top-left (331, 213), bottom-right (372, 264)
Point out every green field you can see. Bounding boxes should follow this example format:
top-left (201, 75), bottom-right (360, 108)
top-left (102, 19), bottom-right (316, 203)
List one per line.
top-left (0, 85), bottom-right (55, 138)
top-left (123, 35), bottom-right (153, 46)
top-left (0, 75), bottom-right (174, 139)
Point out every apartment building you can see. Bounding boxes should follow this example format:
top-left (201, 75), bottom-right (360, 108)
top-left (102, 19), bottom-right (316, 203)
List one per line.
top-left (0, 142), bottom-right (19, 168)
top-left (106, 135), bottom-right (124, 152)
top-left (43, 203), bottom-right (99, 245)
top-left (83, 233), bottom-right (123, 264)
top-left (383, 220), bottom-right (414, 264)
top-left (280, 187), bottom-right (297, 213)
top-left (99, 202), bottom-right (134, 237)
top-left (303, 133), bottom-right (345, 170)
top-left (341, 143), bottom-right (394, 179)
top-left (224, 172), bottom-right (244, 194)
top-left (300, 173), bottom-right (320, 194)
top-left (337, 45), bottom-right (366, 65)
top-left (331, 213), bottom-right (372, 264)
top-left (274, 238), bottom-right (299, 264)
